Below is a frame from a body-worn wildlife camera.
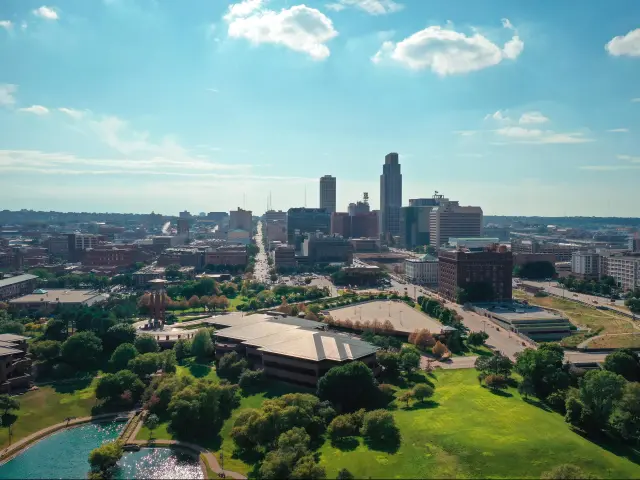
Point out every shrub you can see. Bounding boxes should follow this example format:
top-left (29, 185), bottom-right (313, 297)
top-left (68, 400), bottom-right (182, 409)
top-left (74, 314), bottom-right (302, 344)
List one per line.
top-left (238, 369), bottom-right (265, 393)
top-left (484, 374), bottom-right (508, 391)
top-left (412, 383), bottom-right (434, 402)
top-left (361, 410), bottom-right (401, 451)
top-left (327, 414), bottom-right (359, 440)
top-left (546, 391), bottom-right (568, 413)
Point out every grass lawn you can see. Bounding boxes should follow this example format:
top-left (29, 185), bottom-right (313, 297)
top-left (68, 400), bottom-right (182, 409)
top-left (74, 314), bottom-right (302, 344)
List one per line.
top-left (588, 334), bottom-right (640, 349)
top-left (228, 296), bottom-right (249, 311)
top-left (176, 358), bottom-right (220, 382)
top-left (516, 291), bottom-right (637, 338)
top-left (0, 379), bottom-right (97, 449)
top-left (137, 420), bottom-right (172, 441)
top-left (318, 369), bottom-right (640, 479)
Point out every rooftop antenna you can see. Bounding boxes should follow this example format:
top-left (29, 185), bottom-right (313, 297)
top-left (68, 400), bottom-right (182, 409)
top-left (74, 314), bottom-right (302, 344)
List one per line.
top-left (363, 192), bottom-right (369, 205)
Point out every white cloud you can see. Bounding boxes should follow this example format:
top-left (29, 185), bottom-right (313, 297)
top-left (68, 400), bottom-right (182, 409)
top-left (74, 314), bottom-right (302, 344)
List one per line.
top-left (372, 19), bottom-right (523, 75)
top-left (618, 154), bottom-right (640, 163)
top-left (33, 6), bottom-right (59, 20)
top-left (607, 128), bottom-right (629, 133)
top-left (454, 130), bottom-right (476, 136)
top-left (605, 28), bottom-right (640, 57)
top-left (0, 84), bottom-right (17, 107)
top-left (501, 18), bottom-right (514, 30)
top-left (496, 126), bottom-right (592, 144)
top-left (580, 165), bottom-right (640, 171)
top-left (206, 88), bottom-right (219, 93)
top-left (18, 105), bottom-right (50, 115)
top-left (58, 107), bottom-right (86, 119)
top-left (519, 111), bottom-right (549, 124)
top-left (0, 20), bottom-right (13, 30)
top-left (324, 0), bottom-right (403, 15)
top-left (225, 3), bottom-right (338, 60)
top-left (632, 98), bottom-right (640, 103)
top-left (484, 110), bottom-right (508, 122)
top-left (224, 0), bottom-right (263, 21)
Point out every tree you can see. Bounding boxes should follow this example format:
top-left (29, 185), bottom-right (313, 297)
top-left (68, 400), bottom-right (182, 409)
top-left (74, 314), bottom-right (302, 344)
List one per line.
top-left (603, 349), bottom-right (640, 382)
top-left (518, 261), bottom-right (556, 280)
top-left (400, 350), bottom-right (420, 374)
top-left (144, 413), bottom-right (159, 439)
top-left (88, 441), bottom-right (123, 475)
top-left (483, 374), bottom-right (508, 391)
top-left (103, 323), bottom-right (136, 353)
top-left (625, 298), bottom-right (640, 314)
top-left (328, 414), bottom-right (360, 441)
top-left (238, 369), bottom-right (265, 393)
top-left (336, 468), bottom-right (354, 480)
top-left (109, 343), bottom-right (138, 372)
top-left (377, 351), bottom-right (401, 378)
top-left (290, 455), bottom-right (326, 479)
top-left (96, 370), bottom-right (144, 405)
top-left (475, 352), bottom-right (514, 378)
top-left (0, 321), bottom-right (25, 335)
top-left (29, 340), bottom-right (62, 363)
top-left (609, 382), bottom-right (640, 441)
top-left (361, 410), bottom-right (401, 450)
top-left (134, 334), bottom-right (159, 354)
top-left (518, 377), bottom-right (535, 400)
top-left (412, 384), bottom-right (434, 402)
top-left (397, 390), bottom-right (413, 408)
top-left (514, 345), bottom-right (568, 398)
top-left (317, 361), bottom-right (379, 412)
top-left (217, 351), bottom-right (248, 382)
top-left (128, 353), bottom-right (160, 378)
top-left (61, 331), bottom-right (102, 371)
top-left (540, 464), bottom-right (591, 479)
top-left (579, 370), bottom-right (626, 428)
top-left (432, 341), bottom-right (449, 359)
top-left (0, 394), bottom-right (20, 415)
top-left (173, 338), bottom-right (192, 360)
top-left (467, 331), bottom-right (489, 347)
top-left (191, 330), bottom-right (214, 359)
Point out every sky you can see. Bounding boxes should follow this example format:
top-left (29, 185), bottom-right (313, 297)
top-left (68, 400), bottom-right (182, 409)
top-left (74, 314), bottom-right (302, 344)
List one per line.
top-left (1, 0), bottom-right (639, 217)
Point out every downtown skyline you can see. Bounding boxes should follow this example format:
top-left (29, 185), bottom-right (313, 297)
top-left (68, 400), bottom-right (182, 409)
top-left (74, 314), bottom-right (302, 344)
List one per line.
top-left (1, 0), bottom-right (640, 216)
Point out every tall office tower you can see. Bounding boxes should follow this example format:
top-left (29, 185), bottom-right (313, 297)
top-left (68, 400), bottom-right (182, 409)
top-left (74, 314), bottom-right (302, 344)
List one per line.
top-left (429, 200), bottom-right (483, 247)
top-left (319, 175), bottom-right (337, 214)
top-left (380, 153), bottom-right (402, 239)
top-left (229, 208), bottom-right (252, 231)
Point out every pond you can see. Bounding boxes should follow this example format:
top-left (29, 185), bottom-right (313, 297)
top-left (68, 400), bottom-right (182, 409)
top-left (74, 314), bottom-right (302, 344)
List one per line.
top-left (0, 422), bottom-right (202, 479)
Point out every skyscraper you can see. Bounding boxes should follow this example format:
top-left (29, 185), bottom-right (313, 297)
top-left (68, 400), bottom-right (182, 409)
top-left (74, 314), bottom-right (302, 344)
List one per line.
top-left (380, 153), bottom-right (402, 239)
top-left (319, 175), bottom-right (337, 214)
top-left (429, 200), bottom-right (483, 247)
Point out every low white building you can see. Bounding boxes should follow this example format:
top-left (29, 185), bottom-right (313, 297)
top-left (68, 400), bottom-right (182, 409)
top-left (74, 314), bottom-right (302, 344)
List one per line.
top-left (601, 253), bottom-right (640, 291)
top-left (404, 254), bottom-right (439, 285)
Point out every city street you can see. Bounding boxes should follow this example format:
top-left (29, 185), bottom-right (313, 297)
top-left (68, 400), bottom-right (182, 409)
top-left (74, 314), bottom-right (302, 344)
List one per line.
top-left (253, 221), bottom-right (270, 283)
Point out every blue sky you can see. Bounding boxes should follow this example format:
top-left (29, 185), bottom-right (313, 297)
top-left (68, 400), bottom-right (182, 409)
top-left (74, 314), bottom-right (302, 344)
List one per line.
top-left (1, 0), bottom-right (639, 217)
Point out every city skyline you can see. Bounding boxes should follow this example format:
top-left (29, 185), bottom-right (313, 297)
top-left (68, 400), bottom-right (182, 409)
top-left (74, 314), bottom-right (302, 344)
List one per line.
top-left (1, 0), bottom-right (640, 216)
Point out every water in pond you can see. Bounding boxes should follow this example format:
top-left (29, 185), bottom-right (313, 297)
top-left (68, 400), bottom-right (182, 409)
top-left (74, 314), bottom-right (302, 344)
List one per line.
top-left (0, 423), bottom-right (203, 479)
top-left (0, 422), bottom-right (123, 479)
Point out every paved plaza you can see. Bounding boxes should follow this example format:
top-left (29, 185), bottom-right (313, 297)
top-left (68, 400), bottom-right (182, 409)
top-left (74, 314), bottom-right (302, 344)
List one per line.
top-left (328, 300), bottom-right (444, 334)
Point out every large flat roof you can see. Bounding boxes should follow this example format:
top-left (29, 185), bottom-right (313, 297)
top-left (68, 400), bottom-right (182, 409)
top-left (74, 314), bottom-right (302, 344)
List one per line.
top-left (9, 289), bottom-right (107, 305)
top-left (0, 333), bottom-right (28, 342)
top-left (0, 274), bottom-right (37, 288)
top-left (0, 345), bottom-right (23, 357)
top-left (214, 313), bottom-right (377, 362)
top-left (475, 302), bottom-right (567, 322)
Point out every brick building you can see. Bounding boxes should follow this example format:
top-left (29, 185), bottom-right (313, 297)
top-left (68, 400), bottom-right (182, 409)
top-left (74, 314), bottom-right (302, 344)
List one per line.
top-left (205, 246), bottom-right (248, 267)
top-left (438, 246), bottom-right (513, 302)
top-left (0, 274), bottom-right (38, 301)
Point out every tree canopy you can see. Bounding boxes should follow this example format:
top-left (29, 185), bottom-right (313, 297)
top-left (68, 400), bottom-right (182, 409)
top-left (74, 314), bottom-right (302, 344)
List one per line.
top-left (317, 361), bottom-right (380, 412)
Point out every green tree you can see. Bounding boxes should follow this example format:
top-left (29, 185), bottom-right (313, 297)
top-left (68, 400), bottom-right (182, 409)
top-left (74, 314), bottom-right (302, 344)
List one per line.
top-left (475, 351), bottom-right (514, 378)
top-left (191, 330), bottom-right (214, 359)
top-left (412, 383), bottom-right (434, 402)
top-left (238, 369), bottom-right (265, 393)
top-left (317, 361), bottom-right (379, 412)
top-left (327, 414), bottom-right (360, 441)
top-left (29, 340), bottom-right (62, 362)
top-left (144, 413), bottom-right (160, 439)
top-left (377, 351), bottom-right (401, 378)
top-left (217, 351), bottom-right (248, 382)
top-left (103, 324), bottom-right (137, 353)
top-left (400, 350), bottom-right (420, 374)
top-left (361, 409), bottom-right (401, 451)
top-left (134, 334), bottom-right (159, 354)
top-left (579, 370), bottom-right (626, 428)
top-left (336, 468), bottom-right (354, 480)
top-left (0, 321), bottom-right (25, 335)
top-left (609, 382), bottom-right (640, 441)
top-left (603, 349), bottom-right (640, 382)
top-left (291, 455), bottom-right (326, 480)
top-left (514, 344), bottom-right (568, 398)
top-left (0, 394), bottom-right (20, 415)
top-left (467, 331), bottom-right (489, 347)
top-left (61, 331), bottom-right (102, 371)
top-left (173, 338), bottom-right (192, 360)
top-left (95, 370), bottom-right (145, 405)
top-left (397, 390), bottom-right (413, 408)
top-left (88, 441), bottom-right (123, 475)
top-left (109, 343), bottom-right (138, 372)
top-left (128, 353), bottom-right (160, 378)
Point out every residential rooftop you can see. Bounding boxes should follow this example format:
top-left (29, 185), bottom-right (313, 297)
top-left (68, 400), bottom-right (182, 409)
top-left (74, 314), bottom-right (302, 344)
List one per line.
top-left (9, 289), bottom-right (107, 305)
top-left (0, 274), bottom-right (38, 288)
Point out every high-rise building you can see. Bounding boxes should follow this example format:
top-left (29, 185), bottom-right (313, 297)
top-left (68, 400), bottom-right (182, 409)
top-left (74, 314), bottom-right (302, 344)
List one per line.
top-left (330, 212), bottom-right (351, 237)
top-left (399, 198), bottom-right (441, 249)
top-left (177, 218), bottom-right (189, 236)
top-left (229, 208), bottom-right (252, 231)
top-left (351, 212), bottom-right (379, 238)
top-left (264, 210), bottom-right (288, 225)
top-left (287, 208), bottom-right (331, 251)
top-left (429, 200), bottom-right (483, 247)
top-left (571, 251), bottom-right (600, 280)
top-left (438, 245), bottom-right (512, 302)
top-left (319, 175), bottom-right (337, 214)
top-left (380, 153), bottom-right (402, 239)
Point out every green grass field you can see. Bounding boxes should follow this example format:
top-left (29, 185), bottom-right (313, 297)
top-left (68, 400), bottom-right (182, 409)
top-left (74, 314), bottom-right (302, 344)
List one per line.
top-left (318, 369), bottom-right (640, 479)
top-left (0, 380), bottom-right (97, 449)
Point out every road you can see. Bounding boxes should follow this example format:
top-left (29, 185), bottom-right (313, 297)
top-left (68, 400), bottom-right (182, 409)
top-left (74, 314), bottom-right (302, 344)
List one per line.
top-left (253, 221), bottom-right (270, 283)
top-left (520, 280), bottom-right (632, 317)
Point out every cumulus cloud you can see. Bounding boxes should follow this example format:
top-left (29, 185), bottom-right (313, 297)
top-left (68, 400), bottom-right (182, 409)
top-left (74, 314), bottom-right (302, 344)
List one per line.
top-left (519, 111), bottom-right (549, 124)
top-left (33, 6), bottom-right (59, 20)
top-left (371, 19), bottom-right (523, 75)
top-left (325, 0), bottom-right (403, 15)
top-left (484, 110), bottom-right (508, 122)
top-left (58, 107), bottom-right (86, 119)
top-left (0, 20), bottom-right (13, 30)
top-left (606, 28), bottom-right (640, 57)
top-left (0, 84), bottom-right (17, 107)
top-left (18, 105), bottom-right (50, 115)
top-left (225, 2), bottom-right (338, 60)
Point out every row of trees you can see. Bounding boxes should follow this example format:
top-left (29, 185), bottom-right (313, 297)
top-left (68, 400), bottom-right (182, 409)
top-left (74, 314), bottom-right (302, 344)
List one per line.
top-left (558, 275), bottom-right (621, 298)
